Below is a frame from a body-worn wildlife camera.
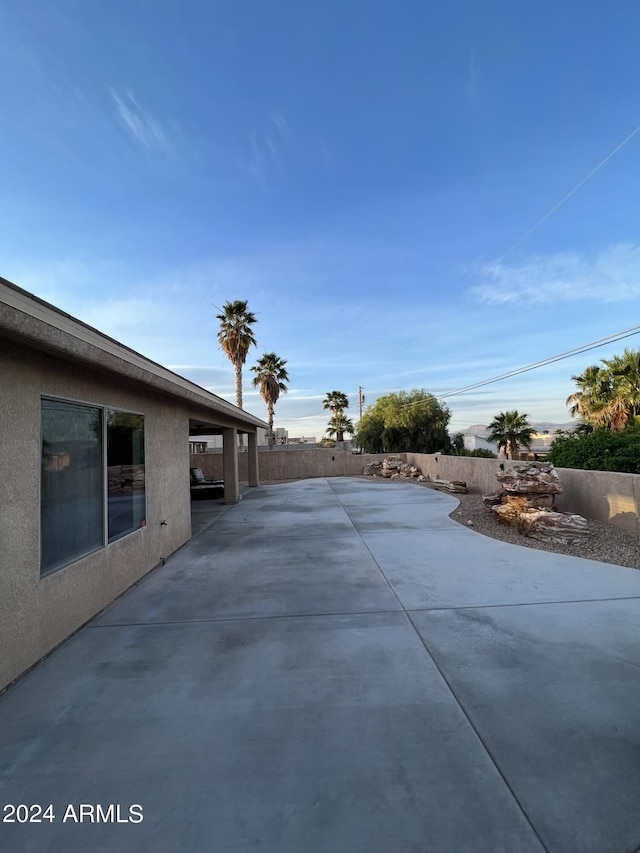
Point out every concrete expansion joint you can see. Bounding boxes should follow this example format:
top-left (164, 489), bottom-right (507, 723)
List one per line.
top-left (407, 593), bottom-right (640, 613)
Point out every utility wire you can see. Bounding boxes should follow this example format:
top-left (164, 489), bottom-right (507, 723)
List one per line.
top-left (494, 124), bottom-right (640, 265)
top-left (399, 323), bottom-right (640, 409)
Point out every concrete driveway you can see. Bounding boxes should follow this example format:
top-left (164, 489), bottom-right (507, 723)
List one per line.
top-left (1, 477), bottom-right (639, 852)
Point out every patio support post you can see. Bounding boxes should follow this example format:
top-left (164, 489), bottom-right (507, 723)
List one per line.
top-left (247, 432), bottom-right (259, 487)
top-left (222, 427), bottom-right (240, 504)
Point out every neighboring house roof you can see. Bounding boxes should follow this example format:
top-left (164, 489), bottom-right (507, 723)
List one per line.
top-left (0, 276), bottom-right (267, 434)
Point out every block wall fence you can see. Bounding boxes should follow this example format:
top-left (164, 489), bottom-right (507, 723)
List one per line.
top-left (191, 448), bottom-right (640, 536)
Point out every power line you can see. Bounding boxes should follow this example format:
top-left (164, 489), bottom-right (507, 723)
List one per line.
top-left (400, 324), bottom-right (640, 409)
top-left (494, 124), bottom-right (640, 265)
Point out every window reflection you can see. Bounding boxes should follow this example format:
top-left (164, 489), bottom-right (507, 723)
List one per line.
top-left (107, 410), bottom-right (146, 542)
top-left (41, 400), bottom-right (103, 574)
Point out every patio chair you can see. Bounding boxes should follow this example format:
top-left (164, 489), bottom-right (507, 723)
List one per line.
top-left (190, 467), bottom-right (223, 486)
top-left (190, 468), bottom-right (224, 499)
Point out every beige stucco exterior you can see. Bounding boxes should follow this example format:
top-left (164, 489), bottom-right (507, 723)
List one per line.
top-left (0, 277), bottom-right (266, 691)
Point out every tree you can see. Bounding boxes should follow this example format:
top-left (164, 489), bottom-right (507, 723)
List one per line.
top-left (355, 389), bottom-right (451, 453)
top-left (566, 364), bottom-right (609, 421)
top-left (486, 411), bottom-right (534, 460)
top-left (566, 349), bottom-right (640, 432)
top-left (216, 300), bottom-right (257, 410)
top-left (326, 413), bottom-right (355, 442)
top-left (251, 352), bottom-right (289, 447)
top-left (323, 391), bottom-right (349, 417)
top-left (449, 432), bottom-right (465, 455)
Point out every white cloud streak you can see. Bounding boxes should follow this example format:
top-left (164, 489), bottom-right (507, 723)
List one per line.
top-left (109, 88), bottom-right (172, 154)
top-left (469, 244), bottom-right (640, 305)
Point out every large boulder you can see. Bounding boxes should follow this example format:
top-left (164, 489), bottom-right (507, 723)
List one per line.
top-left (518, 510), bottom-right (590, 545)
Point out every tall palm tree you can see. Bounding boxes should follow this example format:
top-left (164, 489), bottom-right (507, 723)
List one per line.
top-left (216, 300), bottom-right (257, 410)
top-left (251, 353), bottom-right (289, 447)
top-left (323, 391), bottom-right (349, 417)
top-left (326, 413), bottom-right (355, 443)
top-left (487, 411), bottom-right (534, 460)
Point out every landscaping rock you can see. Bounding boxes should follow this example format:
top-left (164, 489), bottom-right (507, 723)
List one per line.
top-left (518, 510), bottom-right (590, 545)
top-left (364, 457), bottom-right (424, 481)
top-left (496, 462), bottom-right (563, 495)
top-left (487, 461), bottom-right (588, 541)
top-left (432, 478), bottom-right (468, 494)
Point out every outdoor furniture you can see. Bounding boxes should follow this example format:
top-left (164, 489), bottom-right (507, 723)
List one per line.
top-left (190, 467), bottom-right (224, 499)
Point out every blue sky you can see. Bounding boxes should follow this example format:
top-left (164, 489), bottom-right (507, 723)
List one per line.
top-left (3, 1), bottom-right (640, 437)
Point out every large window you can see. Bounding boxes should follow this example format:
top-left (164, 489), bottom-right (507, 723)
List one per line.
top-left (41, 399), bottom-right (146, 576)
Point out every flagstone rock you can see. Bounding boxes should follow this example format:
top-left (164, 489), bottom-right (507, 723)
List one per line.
top-left (486, 461), bottom-right (589, 544)
top-left (433, 478), bottom-right (468, 494)
top-left (518, 510), bottom-right (590, 545)
top-left (364, 457), bottom-right (424, 480)
top-left (496, 462), bottom-right (563, 495)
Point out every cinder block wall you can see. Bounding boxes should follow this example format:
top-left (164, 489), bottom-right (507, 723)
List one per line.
top-left (191, 449), bottom-right (390, 481)
top-left (190, 447), bottom-right (640, 535)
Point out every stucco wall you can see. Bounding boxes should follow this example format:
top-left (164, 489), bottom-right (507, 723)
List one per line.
top-left (0, 339), bottom-right (193, 691)
top-left (191, 449), bottom-right (390, 482)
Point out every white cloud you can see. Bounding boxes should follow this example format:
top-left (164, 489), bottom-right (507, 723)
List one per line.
top-left (468, 244), bottom-right (640, 305)
top-left (109, 88), bottom-right (172, 154)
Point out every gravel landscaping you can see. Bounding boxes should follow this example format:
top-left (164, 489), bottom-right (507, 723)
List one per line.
top-left (444, 486), bottom-right (640, 570)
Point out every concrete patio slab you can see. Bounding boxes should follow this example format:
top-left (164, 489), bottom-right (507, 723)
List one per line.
top-left (1, 476), bottom-right (639, 852)
top-left (361, 527), bottom-right (640, 610)
top-left (94, 532), bottom-right (402, 624)
top-left (411, 599), bottom-right (640, 853)
top-left (0, 611), bottom-right (544, 853)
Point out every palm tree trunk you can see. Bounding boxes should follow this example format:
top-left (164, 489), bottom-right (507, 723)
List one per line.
top-left (266, 402), bottom-right (273, 448)
top-left (235, 363), bottom-right (243, 409)
top-left (235, 364), bottom-right (244, 448)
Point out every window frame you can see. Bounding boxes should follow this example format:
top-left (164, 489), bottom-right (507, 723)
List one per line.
top-left (40, 396), bottom-right (147, 576)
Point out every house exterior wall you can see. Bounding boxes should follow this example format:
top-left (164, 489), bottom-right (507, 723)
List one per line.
top-left (0, 338), bottom-right (193, 691)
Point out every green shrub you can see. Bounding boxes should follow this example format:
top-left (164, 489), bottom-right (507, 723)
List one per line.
top-left (548, 424), bottom-right (640, 473)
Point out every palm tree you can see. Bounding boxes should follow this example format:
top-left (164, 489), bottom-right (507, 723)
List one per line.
top-left (251, 352), bottom-right (289, 447)
top-left (566, 364), bottom-right (608, 421)
top-left (216, 300), bottom-right (257, 410)
top-left (326, 413), bottom-right (355, 443)
top-left (487, 411), bottom-right (534, 460)
top-left (323, 391), bottom-right (349, 417)
top-left (598, 348), bottom-right (640, 431)
top-left (566, 349), bottom-right (640, 432)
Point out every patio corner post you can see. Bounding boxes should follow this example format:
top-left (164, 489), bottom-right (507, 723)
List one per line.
top-left (247, 431), bottom-right (259, 487)
top-left (222, 427), bottom-right (240, 504)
